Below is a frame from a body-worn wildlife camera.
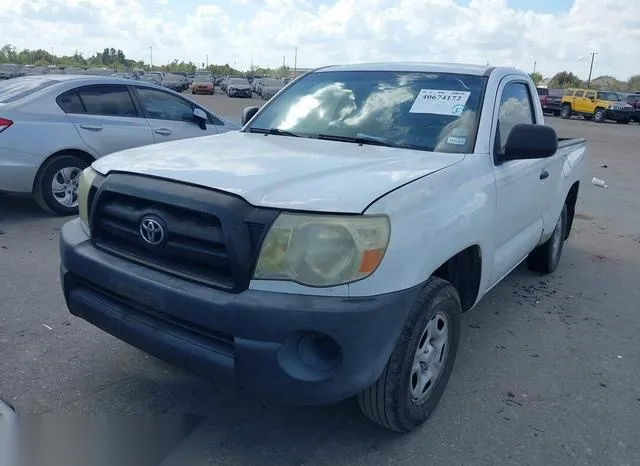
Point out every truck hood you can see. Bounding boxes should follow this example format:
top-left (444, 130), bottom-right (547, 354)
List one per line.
top-left (92, 131), bottom-right (464, 213)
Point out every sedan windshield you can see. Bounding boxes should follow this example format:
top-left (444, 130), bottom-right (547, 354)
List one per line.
top-left (229, 78), bottom-right (249, 85)
top-left (247, 70), bottom-right (486, 153)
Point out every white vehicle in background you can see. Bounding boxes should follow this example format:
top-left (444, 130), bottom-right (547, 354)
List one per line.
top-left (0, 75), bottom-right (239, 215)
top-left (59, 63), bottom-right (586, 432)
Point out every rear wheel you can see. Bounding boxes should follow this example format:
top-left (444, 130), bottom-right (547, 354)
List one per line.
top-left (357, 277), bottom-right (461, 432)
top-left (560, 105), bottom-right (572, 119)
top-left (526, 204), bottom-right (567, 274)
top-left (34, 154), bottom-right (90, 216)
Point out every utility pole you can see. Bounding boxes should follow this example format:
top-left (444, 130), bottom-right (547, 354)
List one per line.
top-left (587, 52), bottom-right (597, 88)
top-left (294, 46), bottom-right (297, 77)
top-left (533, 61), bottom-right (537, 74)
top-left (149, 46), bottom-right (153, 69)
top-left (250, 54), bottom-right (253, 72)
top-left (206, 54), bottom-right (209, 68)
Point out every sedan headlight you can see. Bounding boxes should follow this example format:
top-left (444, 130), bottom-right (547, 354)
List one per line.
top-left (254, 213), bottom-right (390, 287)
top-left (77, 166), bottom-right (102, 229)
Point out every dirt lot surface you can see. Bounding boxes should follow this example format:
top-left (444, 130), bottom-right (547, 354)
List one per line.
top-left (1, 91), bottom-right (639, 465)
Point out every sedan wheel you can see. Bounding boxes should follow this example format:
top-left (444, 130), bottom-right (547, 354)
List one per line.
top-left (35, 154), bottom-right (89, 216)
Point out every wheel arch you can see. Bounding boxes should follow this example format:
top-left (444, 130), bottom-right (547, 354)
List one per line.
top-left (564, 181), bottom-right (579, 240)
top-left (432, 245), bottom-right (482, 312)
top-left (32, 148), bottom-right (96, 194)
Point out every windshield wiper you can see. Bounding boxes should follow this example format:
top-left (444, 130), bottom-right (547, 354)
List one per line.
top-left (247, 127), bottom-right (300, 137)
top-left (316, 133), bottom-right (396, 147)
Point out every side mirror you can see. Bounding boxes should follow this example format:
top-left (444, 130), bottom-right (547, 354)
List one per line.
top-left (193, 108), bottom-right (208, 130)
top-left (504, 123), bottom-right (558, 160)
top-left (241, 106), bottom-right (260, 126)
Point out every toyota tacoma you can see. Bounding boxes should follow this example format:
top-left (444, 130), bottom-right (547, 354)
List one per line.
top-left (59, 63), bottom-right (587, 432)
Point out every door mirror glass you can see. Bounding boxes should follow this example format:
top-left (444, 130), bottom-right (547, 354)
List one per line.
top-left (242, 106), bottom-right (260, 126)
top-left (504, 123), bottom-right (557, 160)
top-left (193, 108), bottom-right (208, 130)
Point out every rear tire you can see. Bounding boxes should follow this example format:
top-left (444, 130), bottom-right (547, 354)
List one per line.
top-left (526, 204), bottom-right (567, 274)
top-left (357, 277), bottom-right (462, 432)
top-left (560, 105), bottom-right (571, 119)
top-left (34, 154), bottom-right (90, 216)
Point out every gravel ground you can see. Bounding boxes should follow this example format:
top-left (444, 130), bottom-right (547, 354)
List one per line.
top-left (1, 92), bottom-right (639, 465)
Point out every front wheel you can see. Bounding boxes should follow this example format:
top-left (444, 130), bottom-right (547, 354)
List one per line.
top-left (593, 108), bottom-right (606, 123)
top-left (560, 105), bottom-right (572, 119)
top-left (526, 204), bottom-right (567, 274)
top-left (34, 155), bottom-right (90, 216)
top-left (357, 277), bottom-right (462, 432)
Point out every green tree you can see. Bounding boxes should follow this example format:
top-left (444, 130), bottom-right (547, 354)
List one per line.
top-left (529, 72), bottom-right (543, 85)
top-left (548, 71), bottom-right (584, 89)
top-left (628, 75), bottom-right (640, 92)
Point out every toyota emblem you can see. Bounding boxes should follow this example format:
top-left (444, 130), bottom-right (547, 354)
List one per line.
top-left (139, 216), bottom-right (166, 246)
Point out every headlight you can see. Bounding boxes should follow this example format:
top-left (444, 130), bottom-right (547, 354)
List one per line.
top-left (254, 213), bottom-right (390, 287)
top-left (77, 166), bottom-right (101, 229)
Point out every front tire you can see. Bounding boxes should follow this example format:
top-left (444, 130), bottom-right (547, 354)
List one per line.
top-left (560, 105), bottom-right (572, 119)
top-left (357, 277), bottom-right (462, 432)
top-left (526, 204), bottom-right (567, 274)
top-left (34, 154), bottom-right (90, 216)
top-left (593, 108), bottom-right (606, 123)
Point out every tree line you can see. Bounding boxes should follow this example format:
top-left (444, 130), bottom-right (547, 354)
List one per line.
top-left (3, 44), bottom-right (638, 89)
top-left (530, 71), bottom-right (640, 92)
top-left (0, 44), bottom-right (291, 78)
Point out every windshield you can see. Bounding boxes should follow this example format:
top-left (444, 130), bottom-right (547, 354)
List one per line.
top-left (194, 74), bottom-right (212, 81)
top-left (247, 70), bottom-right (486, 153)
top-left (0, 76), bottom-right (59, 103)
top-left (598, 91), bottom-right (619, 101)
top-left (229, 78), bottom-right (249, 85)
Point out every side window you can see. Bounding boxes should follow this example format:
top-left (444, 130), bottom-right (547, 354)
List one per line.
top-left (495, 82), bottom-right (535, 155)
top-left (585, 91), bottom-right (596, 99)
top-left (564, 90), bottom-right (574, 97)
top-left (136, 87), bottom-right (195, 122)
top-left (56, 91), bottom-right (86, 114)
top-left (574, 90), bottom-right (585, 98)
top-left (76, 85), bottom-right (137, 117)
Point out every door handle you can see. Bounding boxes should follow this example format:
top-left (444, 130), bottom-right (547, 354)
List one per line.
top-left (539, 170), bottom-right (549, 180)
top-left (79, 124), bottom-right (103, 131)
top-left (154, 128), bottom-right (172, 136)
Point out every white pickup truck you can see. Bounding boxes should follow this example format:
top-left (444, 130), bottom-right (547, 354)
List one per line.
top-left (59, 63), bottom-right (586, 432)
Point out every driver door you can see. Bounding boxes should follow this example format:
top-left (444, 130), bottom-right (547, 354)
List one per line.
top-left (132, 86), bottom-right (224, 143)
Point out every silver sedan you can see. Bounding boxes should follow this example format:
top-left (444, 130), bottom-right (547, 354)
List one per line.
top-left (0, 75), bottom-right (239, 215)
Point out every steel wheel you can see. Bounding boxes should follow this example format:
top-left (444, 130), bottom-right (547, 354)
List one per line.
top-left (410, 311), bottom-right (451, 405)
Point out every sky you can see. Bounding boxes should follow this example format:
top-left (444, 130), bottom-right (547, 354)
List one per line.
top-left (1, 0), bottom-right (639, 80)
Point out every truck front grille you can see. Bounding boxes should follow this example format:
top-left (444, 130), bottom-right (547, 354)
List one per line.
top-left (90, 174), bottom-right (279, 293)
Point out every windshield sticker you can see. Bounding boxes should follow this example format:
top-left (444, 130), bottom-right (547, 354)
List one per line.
top-left (409, 89), bottom-right (471, 116)
top-left (446, 136), bottom-right (466, 145)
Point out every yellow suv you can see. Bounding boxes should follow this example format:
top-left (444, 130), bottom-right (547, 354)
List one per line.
top-left (560, 88), bottom-right (634, 124)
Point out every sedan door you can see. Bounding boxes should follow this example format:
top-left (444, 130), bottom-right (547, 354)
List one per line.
top-left (58, 84), bottom-right (154, 157)
top-left (132, 86), bottom-right (229, 143)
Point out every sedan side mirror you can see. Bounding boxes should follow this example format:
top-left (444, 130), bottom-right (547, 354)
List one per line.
top-left (242, 106), bottom-right (260, 126)
top-left (193, 108), bottom-right (208, 130)
top-left (504, 123), bottom-right (558, 160)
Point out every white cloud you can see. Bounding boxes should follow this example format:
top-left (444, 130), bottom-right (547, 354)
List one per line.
top-left (1, 0), bottom-right (639, 80)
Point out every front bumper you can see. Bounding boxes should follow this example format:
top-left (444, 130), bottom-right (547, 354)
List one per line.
top-left (60, 219), bottom-right (419, 405)
top-left (605, 109), bottom-right (633, 121)
top-left (228, 89), bottom-right (252, 97)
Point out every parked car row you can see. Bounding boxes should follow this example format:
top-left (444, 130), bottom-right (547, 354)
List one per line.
top-left (537, 87), bottom-right (640, 124)
top-left (0, 74), bottom-right (239, 215)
